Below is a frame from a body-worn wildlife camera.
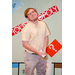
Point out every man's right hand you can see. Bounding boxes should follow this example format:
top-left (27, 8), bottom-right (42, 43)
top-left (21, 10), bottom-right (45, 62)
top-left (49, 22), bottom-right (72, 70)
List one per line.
top-left (37, 51), bottom-right (43, 57)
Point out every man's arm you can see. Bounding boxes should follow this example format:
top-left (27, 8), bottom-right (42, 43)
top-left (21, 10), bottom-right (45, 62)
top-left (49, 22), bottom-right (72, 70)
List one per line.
top-left (43, 36), bottom-right (48, 55)
top-left (22, 41), bottom-right (43, 57)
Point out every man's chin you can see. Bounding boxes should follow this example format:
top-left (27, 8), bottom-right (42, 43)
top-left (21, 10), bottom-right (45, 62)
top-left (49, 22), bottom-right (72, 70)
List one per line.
top-left (30, 18), bottom-right (38, 22)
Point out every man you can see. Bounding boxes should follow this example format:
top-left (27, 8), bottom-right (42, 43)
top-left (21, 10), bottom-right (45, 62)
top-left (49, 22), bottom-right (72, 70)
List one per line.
top-left (21, 8), bottom-right (51, 75)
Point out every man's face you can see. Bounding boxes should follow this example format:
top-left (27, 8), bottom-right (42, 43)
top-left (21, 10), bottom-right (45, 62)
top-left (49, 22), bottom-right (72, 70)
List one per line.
top-left (27, 9), bottom-right (38, 22)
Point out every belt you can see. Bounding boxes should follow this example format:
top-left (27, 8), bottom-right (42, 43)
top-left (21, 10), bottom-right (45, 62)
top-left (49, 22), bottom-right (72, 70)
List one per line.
top-left (32, 53), bottom-right (38, 55)
top-left (25, 50), bottom-right (38, 55)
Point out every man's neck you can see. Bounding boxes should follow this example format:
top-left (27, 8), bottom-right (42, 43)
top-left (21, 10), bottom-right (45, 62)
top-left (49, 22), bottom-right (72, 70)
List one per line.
top-left (31, 20), bottom-right (39, 27)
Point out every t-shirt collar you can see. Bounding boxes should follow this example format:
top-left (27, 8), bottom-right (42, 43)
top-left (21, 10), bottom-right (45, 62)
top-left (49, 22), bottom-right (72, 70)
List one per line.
top-left (29, 20), bottom-right (40, 28)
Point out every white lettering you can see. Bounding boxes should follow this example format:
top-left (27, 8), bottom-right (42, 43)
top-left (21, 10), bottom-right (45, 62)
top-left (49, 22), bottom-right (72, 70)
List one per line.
top-left (52, 5), bottom-right (58, 12)
top-left (49, 44), bottom-right (57, 52)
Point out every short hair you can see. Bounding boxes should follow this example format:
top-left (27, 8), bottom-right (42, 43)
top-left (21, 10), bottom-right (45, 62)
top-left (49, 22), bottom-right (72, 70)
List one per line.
top-left (24, 8), bottom-right (38, 18)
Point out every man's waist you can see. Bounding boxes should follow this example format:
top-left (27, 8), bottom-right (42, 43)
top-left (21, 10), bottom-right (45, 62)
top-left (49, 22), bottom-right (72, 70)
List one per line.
top-left (25, 50), bottom-right (38, 55)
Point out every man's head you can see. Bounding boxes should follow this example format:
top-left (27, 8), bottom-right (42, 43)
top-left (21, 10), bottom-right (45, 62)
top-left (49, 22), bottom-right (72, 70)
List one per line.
top-left (24, 8), bottom-right (38, 21)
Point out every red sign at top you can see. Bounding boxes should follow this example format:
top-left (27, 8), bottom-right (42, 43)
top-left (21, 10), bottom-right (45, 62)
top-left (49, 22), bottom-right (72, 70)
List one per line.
top-left (46, 39), bottom-right (62, 57)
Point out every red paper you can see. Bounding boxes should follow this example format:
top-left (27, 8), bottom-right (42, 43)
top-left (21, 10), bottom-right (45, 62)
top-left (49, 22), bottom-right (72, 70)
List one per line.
top-left (46, 39), bottom-right (62, 57)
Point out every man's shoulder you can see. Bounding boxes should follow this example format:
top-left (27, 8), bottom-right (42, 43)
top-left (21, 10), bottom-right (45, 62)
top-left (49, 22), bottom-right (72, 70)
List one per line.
top-left (21, 22), bottom-right (31, 31)
top-left (39, 21), bottom-right (46, 24)
top-left (26, 22), bottom-right (32, 26)
top-left (39, 21), bottom-right (47, 27)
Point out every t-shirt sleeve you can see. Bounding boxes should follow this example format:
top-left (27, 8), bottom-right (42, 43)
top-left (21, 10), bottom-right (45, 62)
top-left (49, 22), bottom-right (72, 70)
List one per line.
top-left (45, 23), bottom-right (51, 37)
top-left (21, 25), bottom-right (30, 41)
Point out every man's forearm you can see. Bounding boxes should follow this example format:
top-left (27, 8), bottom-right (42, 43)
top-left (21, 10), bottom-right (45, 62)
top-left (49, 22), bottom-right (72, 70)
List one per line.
top-left (43, 36), bottom-right (48, 52)
top-left (22, 41), bottom-right (43, 57)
